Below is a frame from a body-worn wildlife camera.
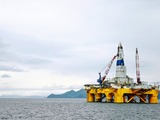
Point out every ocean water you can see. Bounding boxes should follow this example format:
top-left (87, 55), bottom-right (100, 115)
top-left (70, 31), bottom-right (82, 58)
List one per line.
top-left (0, 98), bottom-right (160, 120)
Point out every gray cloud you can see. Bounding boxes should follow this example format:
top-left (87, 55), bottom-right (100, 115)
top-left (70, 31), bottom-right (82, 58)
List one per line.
top-left (0, 65), bottom-right (24, 72)
top-left (1, 74), bottom-right (11, 78)
top-left (26, 57), bottom-right (52, 65)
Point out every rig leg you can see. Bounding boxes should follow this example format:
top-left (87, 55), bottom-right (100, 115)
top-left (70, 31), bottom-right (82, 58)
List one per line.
top-left (123, 96), bottom-right (126, 103)
top-left (149, 95), bottom-right (158, 103)
top-left (148, 90), bottom-right (158, 103)
top-left (114, 89), bottom-right (124, 103)
top-left (105, 93), bottom-right (113, 102)
top-left (95, 94), bottom-right (102, 102)
top-left (87, 91), bottom-right (95, 102)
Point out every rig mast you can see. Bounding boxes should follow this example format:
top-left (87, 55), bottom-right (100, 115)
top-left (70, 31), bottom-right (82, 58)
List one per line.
top-left (136, 48), bottom-right (141, 84)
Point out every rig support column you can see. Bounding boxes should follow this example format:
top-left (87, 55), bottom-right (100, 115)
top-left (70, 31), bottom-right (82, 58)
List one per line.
top-left (87, 90), bottom-right (95, 102)
top-left (95, 93), bottom-right (102, 102)
top-left (123, 96), bottom-right (126, 103)
top-left (148, 90), bottom-right (158, 103)
top-left (105, 93), bottom-right (113, 102)
top-left (114, 89), bottom-right (124, 103)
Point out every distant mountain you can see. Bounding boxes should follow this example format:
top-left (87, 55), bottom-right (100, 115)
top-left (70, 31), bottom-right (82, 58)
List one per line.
top-left (47, 89), bottom-right (86, 98)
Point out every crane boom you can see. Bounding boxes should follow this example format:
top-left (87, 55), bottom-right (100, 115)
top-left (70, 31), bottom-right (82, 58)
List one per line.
top-left (97, 55), bottom-right (117, 85)
top-left (104, 55), bottom-right (117, 77)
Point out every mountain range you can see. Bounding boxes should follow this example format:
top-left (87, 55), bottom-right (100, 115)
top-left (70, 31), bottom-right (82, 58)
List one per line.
top-left (47, 89), bottom-right (86, 98)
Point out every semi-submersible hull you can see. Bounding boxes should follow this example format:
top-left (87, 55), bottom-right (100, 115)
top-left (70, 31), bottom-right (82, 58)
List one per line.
top-left (84, 43), bottom-right (159, 103)
top-left (84, 85), bottom-right (158, 103)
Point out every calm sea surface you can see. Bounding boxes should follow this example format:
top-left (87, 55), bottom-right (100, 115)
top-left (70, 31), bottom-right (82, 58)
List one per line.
top-left (0, 98), bottom-right (160, 120)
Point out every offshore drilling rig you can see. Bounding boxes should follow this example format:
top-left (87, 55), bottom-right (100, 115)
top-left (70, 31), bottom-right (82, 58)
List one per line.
top-left (84, 43), bottom-right (160, 103)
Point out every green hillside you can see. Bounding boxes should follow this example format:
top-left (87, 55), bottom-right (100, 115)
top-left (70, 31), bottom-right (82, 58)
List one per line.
top-left (47, 89), bottom-right (86, 98)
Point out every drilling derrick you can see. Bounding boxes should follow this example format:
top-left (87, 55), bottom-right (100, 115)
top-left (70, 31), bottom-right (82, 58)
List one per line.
top-left (136, 48), bottom-right (141, 84)
top-left (84, 43), bottom-right (159, 104)
top-left (113, 43), bottom-right (133, 86)
top-left (116, 42), bottom-right (126, 78)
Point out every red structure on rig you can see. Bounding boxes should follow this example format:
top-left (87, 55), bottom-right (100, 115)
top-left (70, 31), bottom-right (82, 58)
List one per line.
top-left (136, 48), bottom-right (141, 84)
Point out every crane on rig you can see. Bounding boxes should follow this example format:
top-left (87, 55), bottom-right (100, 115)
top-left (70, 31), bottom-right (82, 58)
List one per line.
top-left (97, 55), bottom-right (117, 86)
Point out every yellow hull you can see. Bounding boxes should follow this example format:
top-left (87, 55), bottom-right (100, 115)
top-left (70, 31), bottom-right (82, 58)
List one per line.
top-left (86, 87), bottom-right (158, 103)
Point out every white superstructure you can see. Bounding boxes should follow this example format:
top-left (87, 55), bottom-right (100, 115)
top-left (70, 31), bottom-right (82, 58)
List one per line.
top-left (112, 43), bottom-right (133, 85)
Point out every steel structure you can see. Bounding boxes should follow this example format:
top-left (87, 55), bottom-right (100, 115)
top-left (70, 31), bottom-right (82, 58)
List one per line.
top-left (84, 43), bottom-right (159, 103)
top-left (136, 48), bottom-right (141, 84)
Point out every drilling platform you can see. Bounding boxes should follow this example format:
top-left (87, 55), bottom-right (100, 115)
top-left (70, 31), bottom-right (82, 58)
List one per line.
top-left (84, 43), bottom-right (160, 103)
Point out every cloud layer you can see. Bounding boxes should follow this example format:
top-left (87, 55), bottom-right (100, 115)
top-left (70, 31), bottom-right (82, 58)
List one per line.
top-left (0, 0), bottom-right (160, 96)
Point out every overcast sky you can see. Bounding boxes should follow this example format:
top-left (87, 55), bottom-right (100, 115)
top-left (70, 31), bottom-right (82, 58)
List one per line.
top-left (0, 0), bottom-right (160, 96)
